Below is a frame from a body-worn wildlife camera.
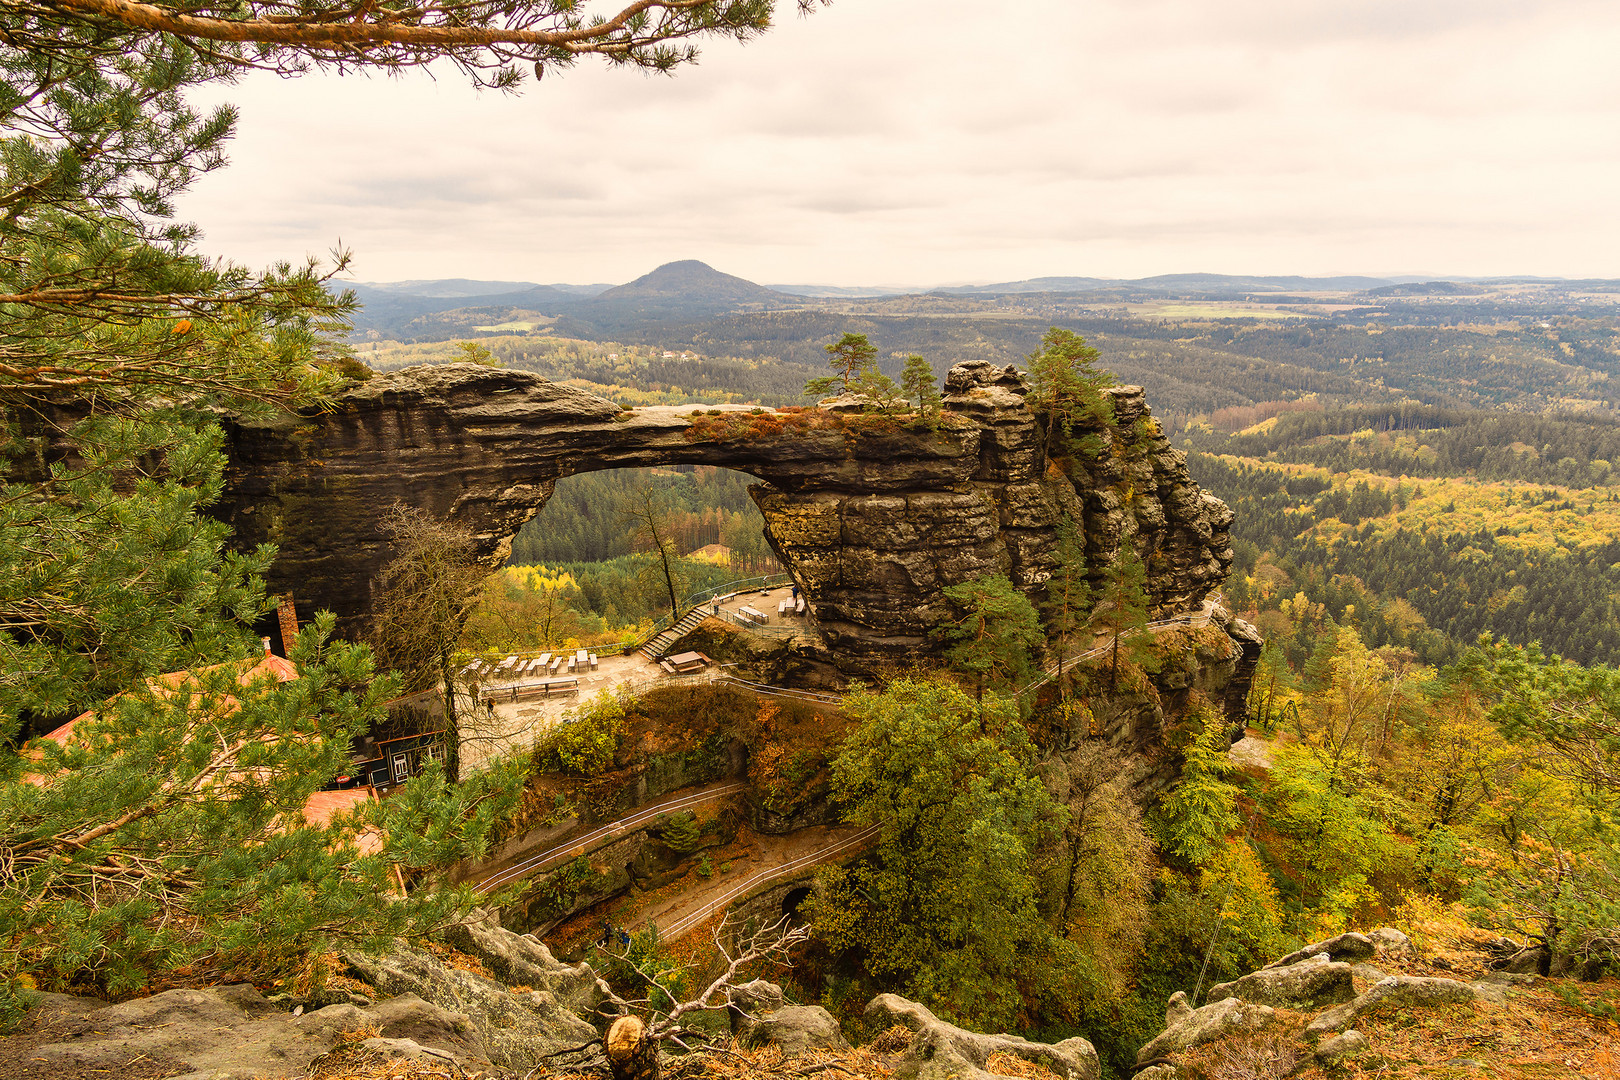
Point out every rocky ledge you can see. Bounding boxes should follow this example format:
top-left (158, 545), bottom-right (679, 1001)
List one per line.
top-left (1130, 928), bottom-right (1536, 1077)
top-left (219, 360), bottom-right (1234, 668)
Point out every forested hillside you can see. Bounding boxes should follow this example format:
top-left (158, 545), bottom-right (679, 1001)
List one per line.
top-left (359, 284), bottom-right (1620, 426)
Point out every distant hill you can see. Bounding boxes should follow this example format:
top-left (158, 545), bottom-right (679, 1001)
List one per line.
top-left (1367, 281), bottom-right (1492, 297)
top-left (932, 273), bottom-right (1400, 297)
top-left (345, 281), bottom-right (581, 335)
top-left (344, 260), bottom-right (801, 338)
top-left (352, 278), bottom-right (542, 297)
top-left (934, 276), bottom-right (1114, 295)
top-left (569, 260), bottom-right (800, 331)
top-left (768, 283), bottom-right (916, 298)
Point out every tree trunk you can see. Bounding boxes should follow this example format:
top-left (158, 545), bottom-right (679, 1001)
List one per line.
top-left (606, 1016), bottom-right (660, 1080)
top-left (440, 647), bottom-right (460, 782)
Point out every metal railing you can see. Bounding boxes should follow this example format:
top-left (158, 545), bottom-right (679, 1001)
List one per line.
top-left (625, 573), bottom-right (797, 655)
top-left (677, 573), bottom-right (792, 612)
top-left (658, 824), bottom-right (882, 940)
top-left (713, 608), bottom-right (810, 637)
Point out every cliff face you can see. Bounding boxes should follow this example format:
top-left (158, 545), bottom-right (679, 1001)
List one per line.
top-left (218, 361), bottom-right (1234, 666)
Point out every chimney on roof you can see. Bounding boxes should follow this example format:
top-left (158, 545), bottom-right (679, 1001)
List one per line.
top-left (261, 636), bottom-right (273, 656)
top-left (277, 592), bottom-right (299, 651)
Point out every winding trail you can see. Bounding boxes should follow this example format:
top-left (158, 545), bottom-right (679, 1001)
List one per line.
top-left (473, 780), bottom-right (748, 894)
top-left (645, 824), bottom-right (883, 941)
top-left (486, 600), bottom-right (1221, 936)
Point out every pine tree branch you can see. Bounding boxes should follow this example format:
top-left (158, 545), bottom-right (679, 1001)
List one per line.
top-left (30, 0), bottom-right (804, 61)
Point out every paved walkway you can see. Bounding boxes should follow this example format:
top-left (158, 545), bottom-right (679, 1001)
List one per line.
top-left (646, 823), bottom-right (881, 940)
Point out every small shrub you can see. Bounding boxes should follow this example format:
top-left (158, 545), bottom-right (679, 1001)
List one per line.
top-left (598, 925), bottom-right (690, 1012)
top-left (658, 810), bottom-right (704, 853)
top-left (539, 689), bottom-right (628, 776)
top-left (696, 854), bottom-right (714, 878)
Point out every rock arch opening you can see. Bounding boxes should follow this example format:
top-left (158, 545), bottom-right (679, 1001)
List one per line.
top-left (221, 362), bottom-right (1236, 673)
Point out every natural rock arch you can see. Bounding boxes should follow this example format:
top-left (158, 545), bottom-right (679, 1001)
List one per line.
top-left (218, 361), bottom-right (1234, 666)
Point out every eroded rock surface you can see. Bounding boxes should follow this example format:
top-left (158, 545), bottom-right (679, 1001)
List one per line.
top-left (1265, 931), bottom-right (1377, 969)
top-left (865, 993), bottom-right (1100, 1080)
top-left (726, 980), bottom-right (848, 1053)
top-left (1205, 954), bottom-right (1355, 1009)
top-left (22, 985), bottom-right (483, 1080)
top-left (1130, 927), bottom-right (1494, 1072)
top-left (1305, 975), bottom-right (1483, 1037)
top-left (218, 362), bottom-right (1234, 668)
top-left (440, 907), bottom-right (612, 1015)
top-left (343, 944), bottom-right (599, 1068)
top-left (1133, 992), bottom-right (1277, 1067)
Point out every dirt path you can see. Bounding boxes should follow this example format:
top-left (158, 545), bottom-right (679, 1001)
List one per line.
top-left (472, 779), bottom-right (748, 894)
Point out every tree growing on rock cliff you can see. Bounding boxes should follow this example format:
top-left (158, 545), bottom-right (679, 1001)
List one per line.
top-left (1043, 516), bottom-right (1092, 700)
top-left (901, 355), bottom-right (944, 429)
top-left (1027, 328), bottom-right (1117, 464)
top-left (1090, 542), bottom-right (1153, 693)
top-left (932, 574), bottom-right (1046, 708)
top-left (806, 331), bottom-right (907, 408)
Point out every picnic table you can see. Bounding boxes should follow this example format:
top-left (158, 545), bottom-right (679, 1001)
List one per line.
top-left (480, 676), bottom-right (579, 703)
top-left (666, 651), bottom-right (709, 673)
top-left (737, 605), bottom-right (768, 625)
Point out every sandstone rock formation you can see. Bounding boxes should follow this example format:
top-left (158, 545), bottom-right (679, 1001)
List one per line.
top-left (726, 979), bottom-right (849, 1054)
top-left (21, 984), bottom-right (491, 1079)
top-left (217, 361), bottom-right (1236, 669)
top-left (1304, 975), bottom-right (1484, 1037)
top-left (865, 993), bottom-right (1100, 1080)
top-left (1131, 927), bottom-right (1500, 1077)
top-left (1204, 953), bottom-right (1355, 1009)
top-left (1133, 991), bottom-right (1278, 1067)
top-left (343, 941), bottom-right (600, 1069)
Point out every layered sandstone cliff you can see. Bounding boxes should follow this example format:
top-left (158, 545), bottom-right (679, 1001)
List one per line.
top-left (218, 360), bottom-right (1234, 667)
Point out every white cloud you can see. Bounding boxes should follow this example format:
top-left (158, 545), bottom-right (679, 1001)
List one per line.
top-left (176, 0), bottom-right (1620, 285)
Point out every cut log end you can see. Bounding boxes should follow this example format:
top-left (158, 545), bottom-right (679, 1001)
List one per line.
top-left (606, 1014), bottom-right (661, 1080)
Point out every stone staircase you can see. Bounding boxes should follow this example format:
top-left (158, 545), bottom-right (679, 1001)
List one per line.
top-left (638, 607), bottom-right (709, 660)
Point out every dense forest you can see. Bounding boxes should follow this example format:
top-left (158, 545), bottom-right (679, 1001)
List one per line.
top-left (364, 303), bottom-right (1620, 429)
top-left (508, 466), bottom-right (779, 569)
top-left (1183, 401), bottom-right (1620, 669)
top-left (490, 466), bottom-right (783, 641)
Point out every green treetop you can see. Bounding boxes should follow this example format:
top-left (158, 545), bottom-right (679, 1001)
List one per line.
top-left (804, 679), bottom-right (1066, 1028)
top-left (0, 616), bottom-right (522, 1025)
top-left (804, 332), bottom-right (904, 412)
top-left (932, 573), bottom-right (1046, 708)
top-left (900, 354), bottom-right (944, 427)
top-left (1026, 327), bottom-right (1118, 462)
top-left (1042, 516), bottom-right (1091, 699)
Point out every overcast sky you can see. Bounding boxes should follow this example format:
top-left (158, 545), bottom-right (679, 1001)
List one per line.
top-left (177, 0), bottom-right (1620, 288)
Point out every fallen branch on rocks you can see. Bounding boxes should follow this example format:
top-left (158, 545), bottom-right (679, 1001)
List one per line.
top-left (599, 915), bottom-right (812, 1080)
